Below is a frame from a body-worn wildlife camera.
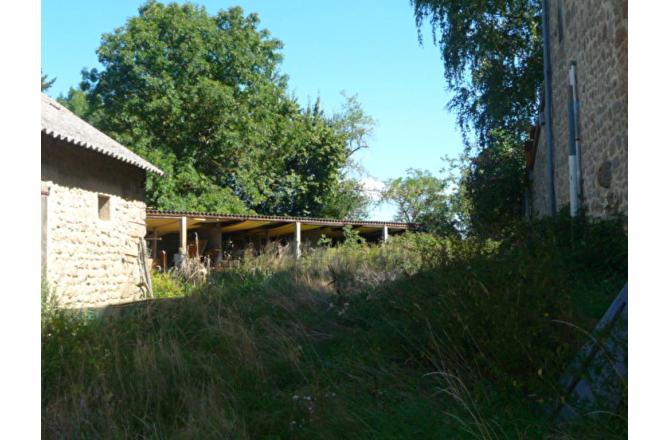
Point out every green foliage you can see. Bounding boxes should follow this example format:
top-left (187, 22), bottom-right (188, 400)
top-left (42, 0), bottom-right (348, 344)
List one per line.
top-left (318, 93), bottom-right (376, 219)
top-left (149, 161), bottom-right (252, 213)
top-left (382, 168), bottom-right (448, 224)
top-left (41, 70), bottom-right (56, 92)
top-left (411, 0), bottom-right (543, 149)
top-left (316, 234), bottom-right (333, 247)
top-left (61, 1), bottom-right (371, 218)
top-left (388, 231), bottom-right (447, 271)
top-left (332, 92), bottom-right (376, 159)
top-left (460, 129), bottom-right (526, 238)
top-left (42, 215), bottom-right (626, 438)
top-left (57, 87), bottom-right (89, 117)
top-left (320, 175), bottom-right (372, 220)
top-left (41, 281), bottom-right (58, 327)
top-left (418, 129), bottom-right (527, 238)
top-left (152, 271), bottom-right (187, 298)
top-left (342, 225), bottom-right (366, 248)
top-left (410, 1), bottom-right (544, 231)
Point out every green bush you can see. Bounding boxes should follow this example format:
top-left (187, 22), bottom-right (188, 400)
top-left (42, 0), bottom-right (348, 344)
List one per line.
top-left (152, 271), bottom-right (188, 298)
top-left (335, 212), bottom-right (627, 436)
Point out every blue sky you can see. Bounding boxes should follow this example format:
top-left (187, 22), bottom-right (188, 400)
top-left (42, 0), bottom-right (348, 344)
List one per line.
top-left (41, 0), bottom-right (464, 220)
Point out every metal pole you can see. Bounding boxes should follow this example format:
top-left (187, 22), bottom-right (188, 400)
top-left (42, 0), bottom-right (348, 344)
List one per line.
top-left (567, 77), bottom-right (578, 217)
top-left (567, 62), bottom-right (582, 218)
top-left (541, 0), bottom-right (557, 216)
top-left (569, 62), bottom-right (583, 204)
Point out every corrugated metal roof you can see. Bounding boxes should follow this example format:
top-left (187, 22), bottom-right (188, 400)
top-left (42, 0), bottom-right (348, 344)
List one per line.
top-left (147, 209), bottom-right (415, 229)
top-left (41, 93), bottom-right (164, 175)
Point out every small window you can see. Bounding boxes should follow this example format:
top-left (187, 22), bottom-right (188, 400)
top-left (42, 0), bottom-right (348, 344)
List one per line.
top-left (98, 194), bottom-right (111, 220)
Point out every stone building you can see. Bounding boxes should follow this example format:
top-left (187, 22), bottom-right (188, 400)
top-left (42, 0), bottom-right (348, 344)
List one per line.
top-left (527, 0), bottom-right (627, 219)
top-left (41, 93), bottom-right (163, 307)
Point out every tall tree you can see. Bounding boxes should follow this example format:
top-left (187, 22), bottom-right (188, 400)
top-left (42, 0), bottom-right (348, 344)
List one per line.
top-left (332, 92), bottom-right (376, 160)
top-left (411, 0), bottom-right (543, 149)
top-left (412, 0), bottom-right (542, 234)
top-left (62, 1), bottom-right (371, 218)
top-left (382, 169), bottom-right (447, 224)
top-left (321, 177), bottom-right (372, 220)
top-left (320, 93), bottom-right (377, 219)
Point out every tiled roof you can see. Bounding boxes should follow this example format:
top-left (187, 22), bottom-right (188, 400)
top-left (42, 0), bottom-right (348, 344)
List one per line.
top-left (41, 93), bottom-right (164, 175)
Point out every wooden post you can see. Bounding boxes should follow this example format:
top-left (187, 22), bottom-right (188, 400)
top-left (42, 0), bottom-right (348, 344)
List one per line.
top-left (151, 230), bottom-right (158, 259)
top-left (179, 216), bottom-right (187, 256)
top-left (382, 225), bottom-right (389, 244)
top-left (213, 222), bottom-right (223, 265)
top-left (294, 221), bottom-right (301, 259)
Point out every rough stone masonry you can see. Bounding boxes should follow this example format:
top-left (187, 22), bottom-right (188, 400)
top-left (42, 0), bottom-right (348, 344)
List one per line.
top-left (42, 135), bottom-right (148, 307)
top-left (531, 0), bottom-right (627, 219)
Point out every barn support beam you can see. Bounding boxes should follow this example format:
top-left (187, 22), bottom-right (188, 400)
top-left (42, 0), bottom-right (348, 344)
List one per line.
top-left (294, 221), bottom-right (301, 259)
top-left (179, 216), bottom-right (187, 256)
top-left (212, 222), bottom-right (223, 265)
top-left (382, 225), bottom-right (389, 244)
top-left (151, 230), bottom-right (158, 260)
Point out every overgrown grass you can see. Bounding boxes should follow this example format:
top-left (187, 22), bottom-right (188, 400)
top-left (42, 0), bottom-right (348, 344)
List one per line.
top-left (42, 214), bottom-right (627, 439)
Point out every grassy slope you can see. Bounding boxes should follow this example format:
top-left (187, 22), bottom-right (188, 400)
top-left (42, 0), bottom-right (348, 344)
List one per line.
top-left (42, 215), bottom-right (627, 439)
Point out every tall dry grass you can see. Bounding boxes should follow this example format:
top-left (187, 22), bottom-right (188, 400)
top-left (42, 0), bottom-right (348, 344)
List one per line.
top-left (42, 215), bottom-right (627, 439)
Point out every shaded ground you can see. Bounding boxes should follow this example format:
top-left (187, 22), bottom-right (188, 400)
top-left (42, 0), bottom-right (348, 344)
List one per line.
top-left (42, 217), bottom-right (627, 439)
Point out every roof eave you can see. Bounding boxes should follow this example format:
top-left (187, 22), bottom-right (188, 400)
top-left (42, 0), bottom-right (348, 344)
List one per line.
top-left (146, 209), bottom-right (417, 230)
top-left (42, 128), bottom-right (165, 176)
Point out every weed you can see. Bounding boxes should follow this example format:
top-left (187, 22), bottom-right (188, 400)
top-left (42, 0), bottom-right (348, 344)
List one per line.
top-left (42, 217), bottom-right (626, 439)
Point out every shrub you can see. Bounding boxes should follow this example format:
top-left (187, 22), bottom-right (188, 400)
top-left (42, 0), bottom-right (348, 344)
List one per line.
top-left (337, 212), bottom-right (627, 436)
top-left (296, 231), bottom-right (448, 297)
top-left (152, 271), bottom-right (188, 298)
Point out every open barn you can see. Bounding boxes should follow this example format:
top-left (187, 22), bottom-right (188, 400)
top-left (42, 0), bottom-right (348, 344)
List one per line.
top-left (146, 209), bottom-right (414, 270)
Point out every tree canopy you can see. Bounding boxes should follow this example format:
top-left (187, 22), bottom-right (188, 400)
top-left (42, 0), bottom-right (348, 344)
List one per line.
top-left (446, 130), bottom-right (526, 238)
top-left (382, 169), bottom-right (447, 225)
top-left (411, 0), bottom-right (543, 235)
top-left (412, 0), bottom-right (543, 149)
top-left (61, 1), bottom-right (371, 218)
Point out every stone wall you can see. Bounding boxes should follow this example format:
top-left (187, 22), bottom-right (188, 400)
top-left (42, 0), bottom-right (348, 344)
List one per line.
top-left (41, 134), bottom-right (148, 307)
top-left (531, 0), bottom-right (627, 218)
top-left (529, 132), bottom-right (550, 217)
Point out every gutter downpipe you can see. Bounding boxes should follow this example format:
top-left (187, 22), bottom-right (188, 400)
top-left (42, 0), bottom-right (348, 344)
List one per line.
top-left (568, 62), bottom-right (582, 216)
top-left (567, 67), bottom-right (578, 217)
top-left (541, 0), bottom-right (557, 216)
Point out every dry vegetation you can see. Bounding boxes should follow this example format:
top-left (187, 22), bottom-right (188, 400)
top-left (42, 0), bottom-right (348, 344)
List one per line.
top-left (42, 215), bottom-right (627, 439)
